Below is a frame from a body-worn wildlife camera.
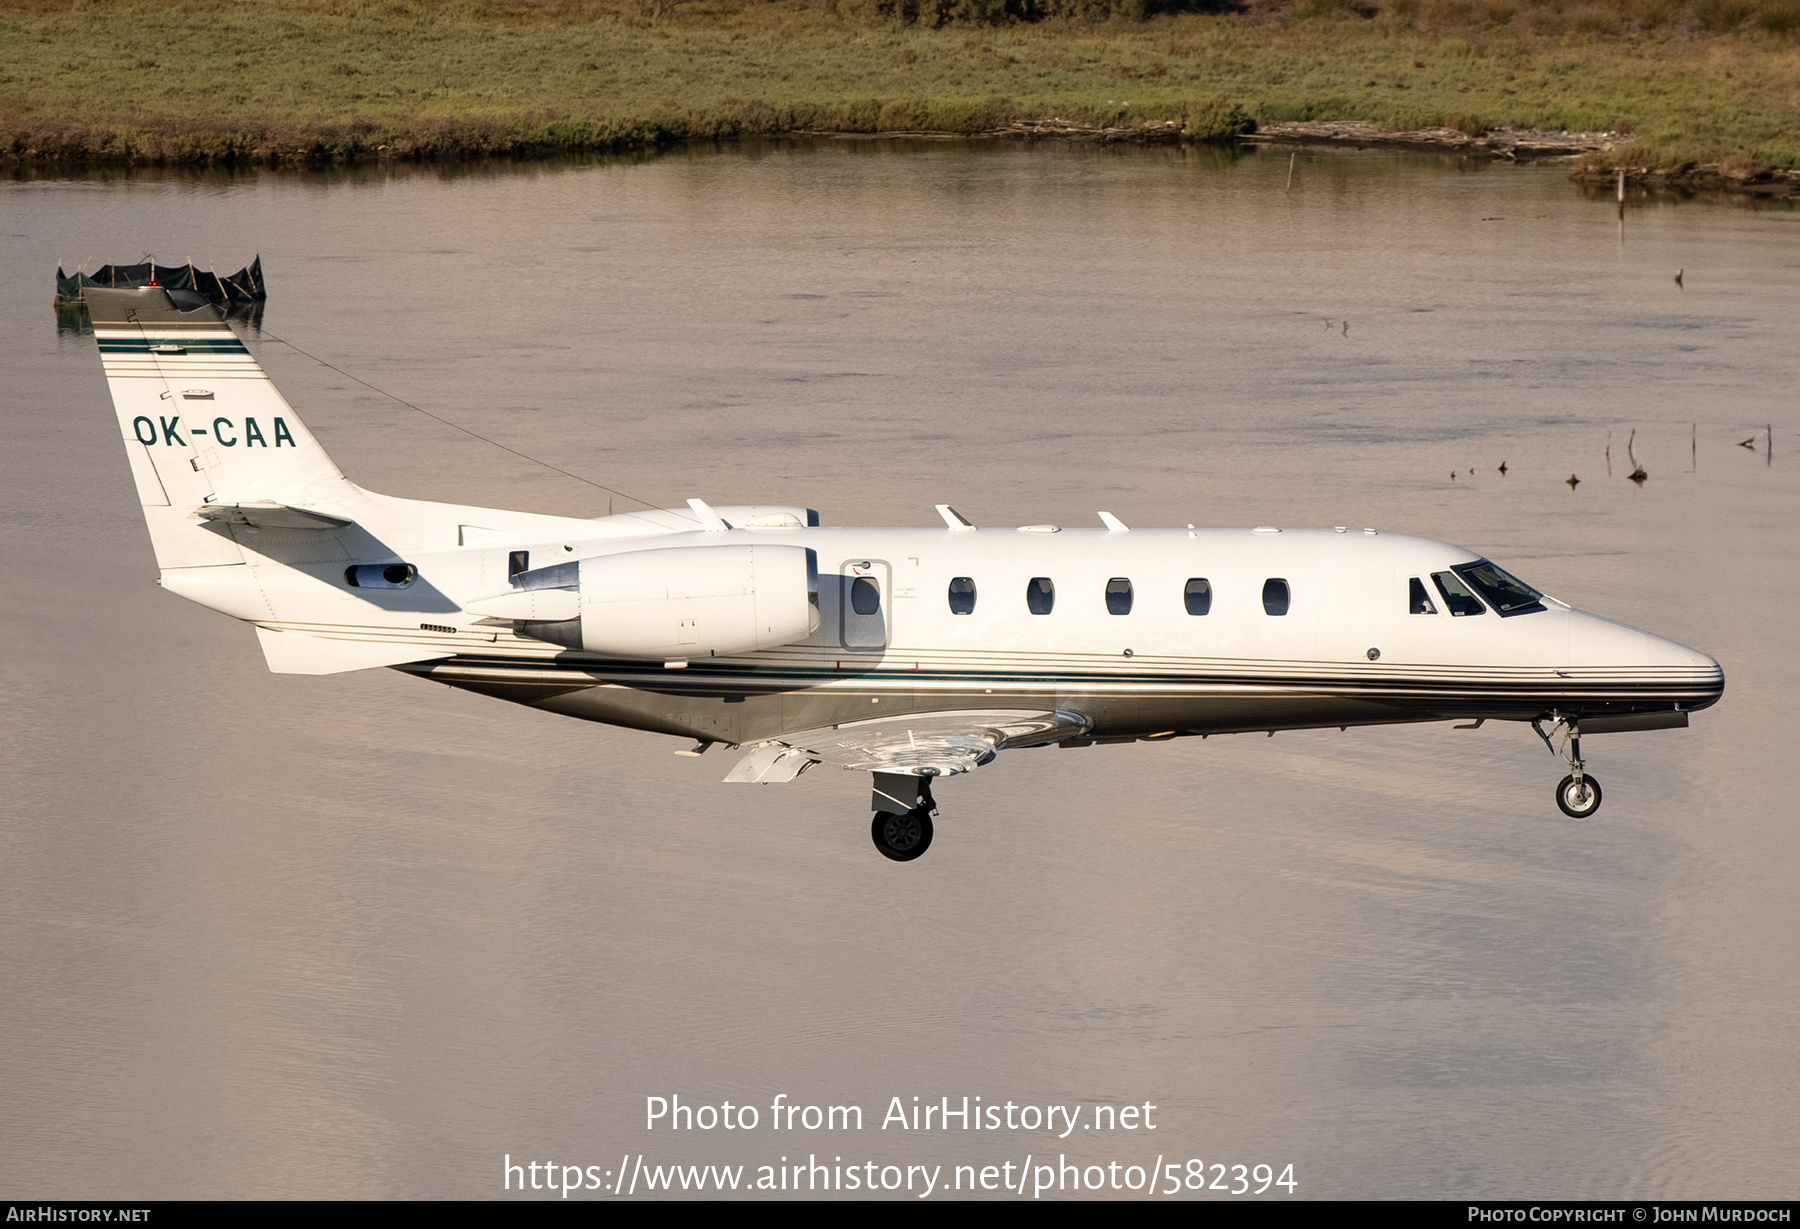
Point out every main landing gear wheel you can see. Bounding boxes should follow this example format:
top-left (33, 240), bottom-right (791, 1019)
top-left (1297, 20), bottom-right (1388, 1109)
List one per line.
top-left (1556, 773), bottom-right (1603, 819)
top-left (871, 809), bottom-right (934, 862)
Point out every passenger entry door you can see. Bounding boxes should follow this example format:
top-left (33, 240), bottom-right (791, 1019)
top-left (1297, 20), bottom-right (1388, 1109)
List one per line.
top-left (840, 559), bottom-right (890, 650)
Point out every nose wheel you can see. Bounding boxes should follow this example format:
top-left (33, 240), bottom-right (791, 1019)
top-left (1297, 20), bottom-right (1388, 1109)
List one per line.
top-left (1536, 716), bottom-right (1605, 819)
top-left (1556, 773), bottom-right (1603, 818)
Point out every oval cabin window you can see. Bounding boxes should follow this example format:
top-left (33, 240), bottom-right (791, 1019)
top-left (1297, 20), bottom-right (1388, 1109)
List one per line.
top-left (1026, 577), bottom-right (1055, 615)
top-left (850, 577), bottom-right (882, 616)
top-left (948, 576), bottom-right (976, 615)
top-left (1262, 578), bottom-right (1290, 616)
top-left (1105, 578), bottom-right (1133, 615)
top-left (1184, 578), bottom-right (1212, 616)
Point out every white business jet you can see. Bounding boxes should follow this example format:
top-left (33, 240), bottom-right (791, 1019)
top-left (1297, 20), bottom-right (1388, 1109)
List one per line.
top-left (87, 285), bottom-right (1723, 861)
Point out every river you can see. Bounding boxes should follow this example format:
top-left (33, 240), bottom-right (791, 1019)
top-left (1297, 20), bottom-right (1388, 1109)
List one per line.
top-left (2, 141), bottom-right (1795, 1199)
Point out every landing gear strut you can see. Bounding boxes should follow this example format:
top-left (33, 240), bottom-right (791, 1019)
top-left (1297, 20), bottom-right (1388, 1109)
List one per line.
top-left (870, 772), bottom-right (936, 862)
top-left (1536, 716), bottom-right (1603, 819)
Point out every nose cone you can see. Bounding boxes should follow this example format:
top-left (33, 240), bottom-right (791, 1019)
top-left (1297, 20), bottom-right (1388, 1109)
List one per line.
top-left (1650, 631), bottom-right (1725, 712)
top-left (1645, 630), bottom-right (1721, 673)
top-left (1569, 611), bottom-right (1724, 711)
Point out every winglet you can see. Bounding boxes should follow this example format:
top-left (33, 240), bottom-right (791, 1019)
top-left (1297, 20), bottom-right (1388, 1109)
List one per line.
top-left (1098, 511), bottom-right (1129, 533)
top-left (687, 498), bottom-right (730, 532)
top-left (936, 504), bottom-right (975, 531)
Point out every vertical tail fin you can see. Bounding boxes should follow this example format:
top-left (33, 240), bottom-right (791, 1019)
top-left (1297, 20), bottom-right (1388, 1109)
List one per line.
top-left (85, 286), bottom-right (348, 570)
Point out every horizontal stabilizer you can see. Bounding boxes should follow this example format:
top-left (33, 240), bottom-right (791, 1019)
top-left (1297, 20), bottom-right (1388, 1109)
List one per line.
top-left (198, 501), bottom-right (350, 530)
top-left (255, 626), bottom-right (453, 675)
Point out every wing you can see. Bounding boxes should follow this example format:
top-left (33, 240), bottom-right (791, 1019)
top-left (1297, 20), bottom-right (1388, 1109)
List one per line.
top-left (724, 708), bottom-right (1090, 784)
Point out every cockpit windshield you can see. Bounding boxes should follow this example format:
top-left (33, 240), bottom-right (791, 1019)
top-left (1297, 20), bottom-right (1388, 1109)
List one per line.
top-left (1451, 560), bottom-right (1547, 617)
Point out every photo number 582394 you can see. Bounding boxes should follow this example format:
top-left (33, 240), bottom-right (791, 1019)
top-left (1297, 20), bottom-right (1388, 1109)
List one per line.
top-left (1166, 1161), bottom-right (1297, 1195)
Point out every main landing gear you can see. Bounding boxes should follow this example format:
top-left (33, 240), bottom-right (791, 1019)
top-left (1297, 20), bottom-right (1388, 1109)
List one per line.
top-left (871, 809), bottom-right (934, 861)
top-left (1536, 716), bottom-right (1603, 819)
top-left (870, 772), bottom-right (937, 862)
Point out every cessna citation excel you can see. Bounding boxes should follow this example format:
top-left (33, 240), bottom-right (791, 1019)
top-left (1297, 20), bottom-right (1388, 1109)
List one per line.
top-left (89, 285), bottom-right (1723, 861)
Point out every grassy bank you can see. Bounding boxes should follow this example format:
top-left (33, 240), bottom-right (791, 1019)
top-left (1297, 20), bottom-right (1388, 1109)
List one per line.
top-left (3, 0), bottom-right (1798, 169)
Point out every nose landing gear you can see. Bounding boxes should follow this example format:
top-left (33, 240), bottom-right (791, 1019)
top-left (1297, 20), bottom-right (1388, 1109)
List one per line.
top-left (870, 771), bottom-right (938, 862)
top-left (1536, 716), bottom-right (1604, 819)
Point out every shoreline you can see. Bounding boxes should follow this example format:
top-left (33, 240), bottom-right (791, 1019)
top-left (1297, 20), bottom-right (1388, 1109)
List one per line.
top-left (1242, 119), bottom-right (1629, 161)
top-left (1242, 120), bottom-right (1800, 196)
top-left (6, 116), bottom-right (1795, 198)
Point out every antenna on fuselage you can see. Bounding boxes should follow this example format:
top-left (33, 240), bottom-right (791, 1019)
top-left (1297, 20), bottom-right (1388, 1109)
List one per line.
top-left (936, 505), bottom-right (975, 531)
top-left (687, 498), bottom-right (731, 532)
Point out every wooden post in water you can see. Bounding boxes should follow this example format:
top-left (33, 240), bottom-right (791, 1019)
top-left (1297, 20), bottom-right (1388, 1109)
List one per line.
top-left (1286, 151), bottom-right (1296, 193)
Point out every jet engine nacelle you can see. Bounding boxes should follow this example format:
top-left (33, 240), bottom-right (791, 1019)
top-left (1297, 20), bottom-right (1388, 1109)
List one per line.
top-left (494, 544), bottom-right (819, 659)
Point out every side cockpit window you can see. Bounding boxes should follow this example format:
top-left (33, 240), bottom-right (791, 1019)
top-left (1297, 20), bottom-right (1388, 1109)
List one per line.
top-left (1409, 577), bottom-right (1438, 615)
top-left (1432, 571), bottom-right (1486, 616)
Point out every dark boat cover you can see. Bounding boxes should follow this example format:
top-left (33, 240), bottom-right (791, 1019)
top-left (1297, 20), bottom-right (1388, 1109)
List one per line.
top-left (56, 256), bottom-right (264, 307)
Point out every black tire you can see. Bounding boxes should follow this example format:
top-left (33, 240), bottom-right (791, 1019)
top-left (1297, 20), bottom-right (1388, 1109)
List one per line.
top-left (871, 808), bottom-right (934, 862)
top-left (1556, 773), bottom-right (1603, 819)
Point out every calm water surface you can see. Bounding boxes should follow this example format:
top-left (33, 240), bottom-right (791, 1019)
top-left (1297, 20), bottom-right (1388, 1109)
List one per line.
top-left (2, 143), bottom-right (1796, 1199)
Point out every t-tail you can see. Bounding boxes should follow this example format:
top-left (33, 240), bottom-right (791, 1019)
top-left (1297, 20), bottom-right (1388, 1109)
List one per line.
top-left (85, 285), bottom-right (626, 675)
top-left (88, 286), bottom-right (351, 570)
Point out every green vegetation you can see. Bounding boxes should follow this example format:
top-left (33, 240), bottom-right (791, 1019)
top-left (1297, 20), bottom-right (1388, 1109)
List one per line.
top-left (2, 0), bottom-right (1797, 169)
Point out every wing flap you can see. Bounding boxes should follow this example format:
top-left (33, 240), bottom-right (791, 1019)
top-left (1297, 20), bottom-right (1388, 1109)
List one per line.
top-left (732, 708), bottom-right (1091, 780)
top-left (723, 744), bottom-right (819, 784)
